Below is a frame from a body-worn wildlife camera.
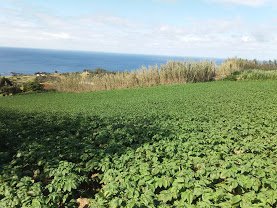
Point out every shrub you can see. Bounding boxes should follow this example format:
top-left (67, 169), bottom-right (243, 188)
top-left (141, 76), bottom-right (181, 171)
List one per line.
top-left (0, 85), bottom-right (22, 96)
top-left (222, 71), bottom-right (242, 81)
top-left (84, 68), bottom-right (114, 75)
top-left (0, 77), bottom-right (13, 87)
top-left (23, 81), bottom-right (44, 92)
top-left (0, 77), bottom-right (22, 96)
top-left (35, 75), bottom-right (61, 83)
top-left (238, 70), bottom-right (277, 80)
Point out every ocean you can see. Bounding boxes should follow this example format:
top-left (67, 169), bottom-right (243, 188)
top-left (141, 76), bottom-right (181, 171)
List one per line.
top-left (0, 47), bottom-right (223, 75)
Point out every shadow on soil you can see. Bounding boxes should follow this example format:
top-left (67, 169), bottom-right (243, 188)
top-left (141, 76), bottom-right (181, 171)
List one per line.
top-left (0, 109), bottom-right (175, 206)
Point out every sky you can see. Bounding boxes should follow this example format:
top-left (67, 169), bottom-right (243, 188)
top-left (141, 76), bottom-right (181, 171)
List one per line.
top-left (0, 0), bottom-right (276, 59)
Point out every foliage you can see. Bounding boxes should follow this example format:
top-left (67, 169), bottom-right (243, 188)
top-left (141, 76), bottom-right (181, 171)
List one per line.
top-left (223, 70), bottom-right (277, 81)
top-left (22, 81), bottom-right (44, 92)
top-left (238, 70), bottom-right (277, 80)
top-left (84, 68), bottom-right (115, 75)
top-left (10, 72), bottom-right (25, 76)
top-left (217, 58), bottom-right (277, 80)
top-left (0, 77), bottom-right (22, 96)
top-left (0, 85), bottom-right (22, 96)
top-left (52, 61), bottom-right (216, 92)
top-left (0, 81), bottom-right (277, 207)
top-left (35, 75), bottom-right (61, 83)
top-left (0, 77), bottom-right (13, 87)
top-left (0, 77), bottom-right (45, 95)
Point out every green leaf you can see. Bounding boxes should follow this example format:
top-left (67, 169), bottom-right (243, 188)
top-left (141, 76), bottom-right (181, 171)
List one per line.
top-left (181, 191), bottom-right (194, 205)
top-left (231, 195), bottom-right (241, 205)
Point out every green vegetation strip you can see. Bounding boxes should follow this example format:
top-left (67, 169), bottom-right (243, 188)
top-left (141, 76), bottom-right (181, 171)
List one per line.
top-left (0, 81), bottom-right (277, 207)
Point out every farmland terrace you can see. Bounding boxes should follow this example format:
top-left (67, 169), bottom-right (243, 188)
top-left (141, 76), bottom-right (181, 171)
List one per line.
top-left (0, 80), bottom-right (277, 207)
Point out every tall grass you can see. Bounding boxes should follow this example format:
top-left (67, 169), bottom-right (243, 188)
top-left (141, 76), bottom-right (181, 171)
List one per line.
top-left (49, 58), bottom-right (277, 92)
top-left (217, 58), bottom-right (277, 79)
top-left (237, 70), bottom-right (277, 80)
top-left (52, 61), bottom-right (216, 92)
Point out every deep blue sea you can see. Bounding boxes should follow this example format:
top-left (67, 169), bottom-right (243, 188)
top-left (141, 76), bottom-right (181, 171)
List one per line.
top-left (0, 47), bottom-right (223, 75)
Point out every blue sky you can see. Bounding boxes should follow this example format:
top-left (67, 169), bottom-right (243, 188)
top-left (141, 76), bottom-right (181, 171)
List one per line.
top-left (0, 0), bottom-right (276, 59)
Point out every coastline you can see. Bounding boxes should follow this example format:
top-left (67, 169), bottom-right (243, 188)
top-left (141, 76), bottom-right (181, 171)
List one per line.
top-left (0, 47), bottom-right (224, 75)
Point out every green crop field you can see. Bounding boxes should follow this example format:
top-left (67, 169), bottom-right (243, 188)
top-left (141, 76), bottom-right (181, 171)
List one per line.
top-left (1, 81), bottom-right (277, 207)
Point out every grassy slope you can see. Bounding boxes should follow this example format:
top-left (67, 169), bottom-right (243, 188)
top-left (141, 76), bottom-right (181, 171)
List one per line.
top-left (1, 81), bottom-right (277, 207)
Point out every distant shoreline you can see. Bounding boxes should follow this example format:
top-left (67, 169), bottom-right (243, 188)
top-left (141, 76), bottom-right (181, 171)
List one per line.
top-left (0, 47), bottom-right (224, 75)
top-left (0, 46), bottom-right (225, 61)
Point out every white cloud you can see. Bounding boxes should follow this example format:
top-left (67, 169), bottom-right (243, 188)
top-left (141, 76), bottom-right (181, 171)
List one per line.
top-left (210, 0), bottom-right (271, 7)
top-left (41, 32), bottom-right (72, 40)
top-left (0, 1), bottom-right (276, 59)
top-left (241, 35), bottom-right (253, 42)
top-left (179, 35), bottom-right (208, 42)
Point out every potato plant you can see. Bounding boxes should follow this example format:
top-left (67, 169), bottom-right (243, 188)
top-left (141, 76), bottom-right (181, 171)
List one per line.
top-left (0, 81), bottom-right (277, 207)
